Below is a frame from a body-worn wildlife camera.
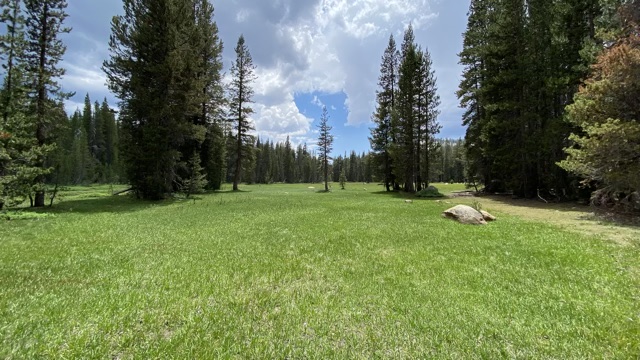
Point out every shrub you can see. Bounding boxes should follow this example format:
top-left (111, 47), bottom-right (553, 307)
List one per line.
top-left (415, 186), bottom-right (444, 198)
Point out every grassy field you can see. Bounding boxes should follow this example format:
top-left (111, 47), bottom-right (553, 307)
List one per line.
top-left (1, 183), bottom-right (639, 358)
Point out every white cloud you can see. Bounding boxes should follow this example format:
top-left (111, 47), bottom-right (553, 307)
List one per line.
top-left (252, 95), bottom-right (315, 145)
top-left (311, 95), bottom-right (324, 108)
top-left (214, 0), bottom-right (441, 135)
top-left (64, 99), bottom-right (84, 115)
top-left (236, 9), bottom-right (250, 23)
top-left (62, 63), bottom-right (107, 94)
top-left (64, 0), bottom-right (449, 146)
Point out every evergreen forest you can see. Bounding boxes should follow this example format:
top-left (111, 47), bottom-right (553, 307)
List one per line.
top-left (0, 0), bottom-right (638, 212)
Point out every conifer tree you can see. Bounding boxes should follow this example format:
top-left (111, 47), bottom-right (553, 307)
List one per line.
top-left (284, 135), bottom-right (295, 183)
top-left (104, 0), bottom-right (220, 199)
top-left (317, 106), bottom-right (333, 192)
top-left (417, 48), bottom-right (441, 190)
top-left (202, 122), bottom-right (225, 190)
top-left (457, 0), bottom-right (602, 197)
top-left (560, 3), bottom-right (640, 211)
top-left (393, 25), bottom-right (420, 192)
top-left (193, 0), bottom-right (225, 191)
top-left (0, 0), bottom-right (25, 124)
top-left (100, 98), bottom-right (119, 182)
top-left (82, 94), bottom-right (93, 149)
top-left (370, 34), bottom-right (398, 191)
top-left (0, 0), bottom-right (26, 209)
top-left (228, 35), bottom-right (256, 191)
top-left (22, 0), bottom-right (70, 207)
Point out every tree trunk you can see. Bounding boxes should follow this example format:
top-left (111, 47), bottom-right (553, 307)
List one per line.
top-left (32, 3), bottom-right (49, 208)
top-left (324, 159), bottom-right (329, 191)
top-left (384, 151), bottom-right (391, 192)
top-left (34, 190), bottom-right (45, 207)
top-left (233, 128), bottom-right (242, 191)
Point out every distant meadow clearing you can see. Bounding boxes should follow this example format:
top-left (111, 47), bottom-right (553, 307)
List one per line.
top-left (1, 184), bottom-right (638, 358)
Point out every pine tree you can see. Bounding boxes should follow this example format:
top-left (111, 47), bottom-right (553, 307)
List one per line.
top-left (68, 109), bottom-right (93, 184)
top-left (369, 34), bottom-right (398, 191)
top-left (457, 0), bottom-right (603, 197)
top-left (100, 98), bottom-right (119, 182)
top-left (22, 0), bottom-right (71, 207)
top-left (392, 25), bottom-right (421, 192)
top-left (284, 135), bottom-right (295, 183)
top-left (0, 0), bottom-right (25, 124)
top-left (560, 4), bottom-right (640, 211)
top-left (82, 93), bottom-right (93, 150)
top-left (0, 0), bottom-right (26, 209)
top-left (182, 152), bottom-right (207, 197)
top-left (193, 0), bottom-right (225, 191)
top-left (202, 122), bottom-right (226, 190)
top-left (457, 0), bottom-right (491, 189)
top-left (104, 0), bottom-right (214, 199)
top-left (317, 106), bottom-right (333, 192)
top-left (417, 48), bottom-right (441, 190)
top-left (228, 35), bottom-right (256, 191)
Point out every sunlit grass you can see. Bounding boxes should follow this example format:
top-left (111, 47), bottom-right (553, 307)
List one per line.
top-left (0, 183), bottom-right (638, 358)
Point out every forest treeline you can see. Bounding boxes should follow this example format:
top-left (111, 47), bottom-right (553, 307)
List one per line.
top-left (40, 93), bottom-right (465, 188)
top-left (1, 0), bottom-right (638, 211)
top-left (457, 0), bottom-right (639, 210)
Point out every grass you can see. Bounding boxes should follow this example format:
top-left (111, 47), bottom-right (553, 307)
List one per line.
top-left (1, 183), bottom-right (638, 358)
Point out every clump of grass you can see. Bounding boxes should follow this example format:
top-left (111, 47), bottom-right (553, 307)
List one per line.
top-left (471, 199), bottom-right (483, 211)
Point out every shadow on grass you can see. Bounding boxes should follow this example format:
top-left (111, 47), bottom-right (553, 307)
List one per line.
top-left (371, 190), bottom-right (416, 199)
top-left (469, 194), bottom-right (640, 229)
top-left (40, 195), bottom-right (178, 215)
top-left (475, 194), bottom-right (589, 212)
top-left (227, 189), bottom-right (252, 193)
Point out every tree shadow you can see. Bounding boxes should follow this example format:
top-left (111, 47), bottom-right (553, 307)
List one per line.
top-left (226, 189), bottom-right (252, 193)
top-left (371, 190), bottom-right (415, 199)
top-left (475, 194), bottom-right (588, 211)
top-left (39, 194), bottom-right (179, 215)
top-left (469, 194), bottom-right (640, 229)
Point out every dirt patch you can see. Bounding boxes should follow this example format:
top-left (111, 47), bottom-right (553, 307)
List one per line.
top-left (450, 195), bottom-right (640, 247)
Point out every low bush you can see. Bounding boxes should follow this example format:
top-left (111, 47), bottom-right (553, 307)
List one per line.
top-left (415, 185), bottom-right (444, 198)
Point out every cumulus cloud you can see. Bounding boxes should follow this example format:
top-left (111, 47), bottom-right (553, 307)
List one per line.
top-left (213, 0), bottom-right (441, 133)
top-left (62, 0), bottom-right (457, 146)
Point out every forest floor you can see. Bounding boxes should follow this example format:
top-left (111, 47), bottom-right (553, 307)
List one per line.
top-left (0, 183), bottom-right (638, 358)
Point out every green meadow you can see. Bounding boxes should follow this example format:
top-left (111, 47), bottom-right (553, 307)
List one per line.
top-left (1, 184), bottom-right (638, 358)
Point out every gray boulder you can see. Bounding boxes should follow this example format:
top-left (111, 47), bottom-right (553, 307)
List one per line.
top-left (442, 205), bottom-right (487, 225)
top-left (480, 210), bottom-right (497, 221)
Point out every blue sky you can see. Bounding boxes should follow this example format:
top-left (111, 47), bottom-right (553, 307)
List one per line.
top-left (60, 0), bottom-right (469, 157)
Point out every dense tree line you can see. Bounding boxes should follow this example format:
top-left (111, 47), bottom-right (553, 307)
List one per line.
top-left (0, 0), bottom-right (70, 208)
top-left (370, 25), bottom-right (441, 193)
top-left (3, 0), bottom-right (636, 211)
top-left (331, 152), bottom-right (374, 184)
top-left (235, 137), bottom-right (320, 185)
top-left (560, 0), bottom-right (640, 211)
top-left (223, 136), bottom-right (375, 188)
top-left (429, 138), bottom-right (466, 184)
top-left (457, 0), bottom-right (636, 205)
top-left (52, 94), bottom-right (122, 185)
